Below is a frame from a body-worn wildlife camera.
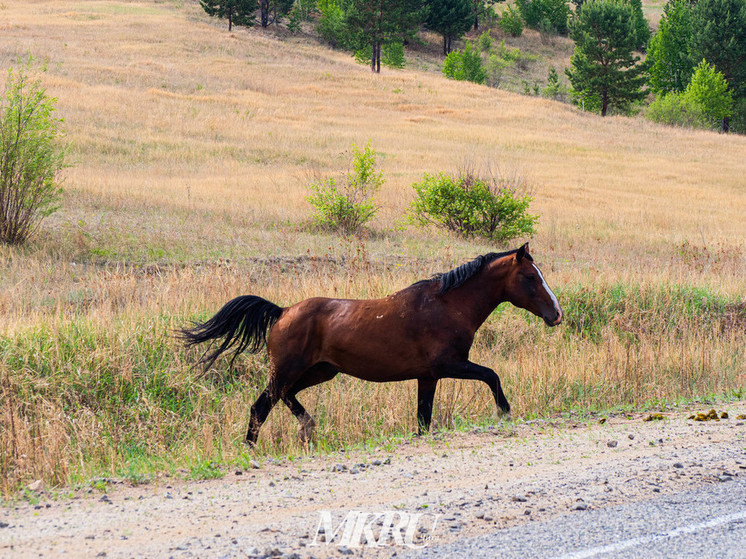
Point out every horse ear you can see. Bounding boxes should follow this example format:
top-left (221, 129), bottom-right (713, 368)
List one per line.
top-left (516, 243), bottom-right (529, 262)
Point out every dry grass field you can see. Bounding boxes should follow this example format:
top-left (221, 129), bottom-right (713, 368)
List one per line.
top-left (1, 0), bottom-right (745, 494)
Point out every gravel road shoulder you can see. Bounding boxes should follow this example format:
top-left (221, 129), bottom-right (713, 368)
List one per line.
top-left (2, 402), bottom-right (745, 558)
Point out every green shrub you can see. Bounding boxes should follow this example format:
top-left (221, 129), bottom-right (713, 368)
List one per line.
top-left (493, 40), bottom-right (537, 70)
top-left (485, 53), bottom-right (510, 87)
top-left (571, 87), bottom-right (602, 113)
top-left (647, 91), bottom-right (709, 129)
top-left (478, 31), bottom-right (493, 52)
top-left (542, 66), bottom-right (569, 101)
top-left (190, 460), bottom-right (224, 480)
top-left (306, 141), bottom-right (383, 233)
top-left (409, 170), bottom-right (538, 242)
top-left (0, 60), bottom-right (67, 245)
top-left (499, 5), bottom-right (524, 37)
top-left (442, 42), bottom-right (487, 84)
top-left (483, 41), bottom-right (537, 88)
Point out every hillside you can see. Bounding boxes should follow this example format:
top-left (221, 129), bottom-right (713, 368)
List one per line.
top-left (1, 1), bottom-right (744, 270)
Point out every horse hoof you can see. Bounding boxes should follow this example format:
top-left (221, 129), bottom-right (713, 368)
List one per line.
top-left (298, 422), bottom-right (316, 445)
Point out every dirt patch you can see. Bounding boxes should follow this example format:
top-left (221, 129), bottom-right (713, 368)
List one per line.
top-left (2, 402), bottom-right (745, 558)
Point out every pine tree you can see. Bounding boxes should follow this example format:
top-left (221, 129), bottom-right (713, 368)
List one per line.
top-left (347, 0), bottom-right (426, 73)
top-left (200, 0), bottom-right (257, 31)
top-left (426, 0), bottom-right (474, 54)
top-left (515, 0), bottom-right (570, 35)
top-left (627, 0), bottom-right (651, 50)
top-left (566, 0), bottom-right (648, 116)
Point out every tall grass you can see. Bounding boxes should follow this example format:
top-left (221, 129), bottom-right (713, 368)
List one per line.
top-left (2, 262), bottom-right (744, 494)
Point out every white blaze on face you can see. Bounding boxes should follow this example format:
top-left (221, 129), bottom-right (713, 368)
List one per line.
top-left (532, 262), bottom-right (562, 322)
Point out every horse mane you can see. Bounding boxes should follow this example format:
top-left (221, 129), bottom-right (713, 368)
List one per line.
top-left (420, 248), bottom-right (532, 295)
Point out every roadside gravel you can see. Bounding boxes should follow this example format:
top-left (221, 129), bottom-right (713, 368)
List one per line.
top-left (2, 402), bottom-right (745, 558)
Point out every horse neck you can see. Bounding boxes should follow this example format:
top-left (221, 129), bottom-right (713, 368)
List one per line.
top-left (443, 260), bottom-right (510, 330)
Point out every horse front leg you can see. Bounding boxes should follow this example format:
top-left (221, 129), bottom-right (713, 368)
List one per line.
top-left (417, 378), bottom-right (438, 434)
top-left (435, 361), bottom-right (511, 416)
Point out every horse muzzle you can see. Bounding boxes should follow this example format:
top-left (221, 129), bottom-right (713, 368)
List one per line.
top-left (544, 309), bottom-right (562, 327)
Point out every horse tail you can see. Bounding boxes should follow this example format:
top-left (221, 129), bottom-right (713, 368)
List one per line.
top-left (179, 295), bottom-right (284, 371)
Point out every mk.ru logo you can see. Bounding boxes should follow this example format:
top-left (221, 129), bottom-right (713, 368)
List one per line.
top-left (310, 510), bottom-right (442, 549)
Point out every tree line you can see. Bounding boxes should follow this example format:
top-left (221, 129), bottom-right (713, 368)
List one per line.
top-left (199, 0), bottom-right (746, 133)
top-left (566, 0), bottom-right (745, 132)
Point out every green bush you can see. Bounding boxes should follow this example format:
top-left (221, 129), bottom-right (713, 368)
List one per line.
top-left (410, 170), bottom-right (538, 242)
top-left (485, 53), bottom-right (510, 87)
top-left (495, 40), bottom-right (537, 70)
top-left (647, 92), bottom-right (709, 129)
top-left (306, 141), bottom-right (383, 233)
top-left (542, 66), bottom-right (569, 101)
top-left (483, 41), bottom-right (537, 88)
top-left (442, 42), bottom-right (487, 84)
top-left (0, 60), bottom-right (67, 245)
top-left (478, 31), bottom-right (493, 52)
top-left (499, 5), bottom-right (524, 37)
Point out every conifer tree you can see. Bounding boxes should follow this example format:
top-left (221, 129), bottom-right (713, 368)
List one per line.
top-left (627, 0), bottom-right (651, 50)
top-left (426, 0), bottom-right (474, 54)
top-left (565, 0), bottom-right (648, 116)
top-left (200, 0), bottom-right (257, 31)
top-left (347, 0), bottom-right (426, 72)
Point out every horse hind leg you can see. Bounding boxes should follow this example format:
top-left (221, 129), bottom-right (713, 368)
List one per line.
top-left (246, 352), bottom-right (314, 445)
top-left (246, 386), bottom-right (280, 446)
top-left (283, 393), bottom-right (316, 444)
top-left (282, 364), bottom-right (338, 444)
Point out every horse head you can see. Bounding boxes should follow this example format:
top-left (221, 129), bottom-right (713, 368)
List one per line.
top-left (506, 243), bottom-right (562, 327)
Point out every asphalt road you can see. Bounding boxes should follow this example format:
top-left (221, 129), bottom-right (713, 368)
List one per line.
top-left (410, 478), bottom-right (746, 559)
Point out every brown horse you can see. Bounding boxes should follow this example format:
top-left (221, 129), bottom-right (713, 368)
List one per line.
top-left (180, 243), bottom-right (562, 445)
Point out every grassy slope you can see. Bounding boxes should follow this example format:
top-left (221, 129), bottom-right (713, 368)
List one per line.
top-left (0, 1), bottom-right (744, 492)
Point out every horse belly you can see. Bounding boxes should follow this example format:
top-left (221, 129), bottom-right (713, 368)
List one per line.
top-left (323, 320), bottom-right (433, 382)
